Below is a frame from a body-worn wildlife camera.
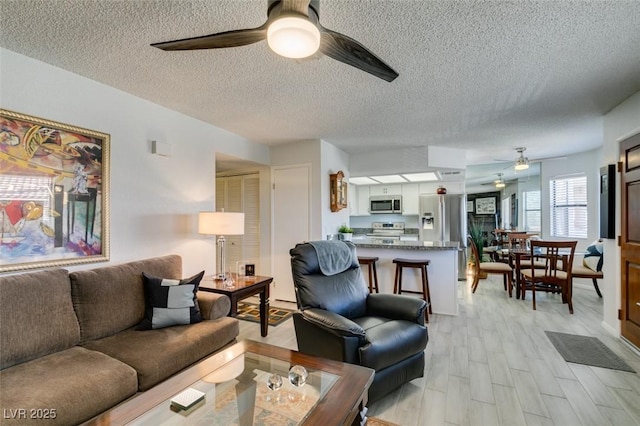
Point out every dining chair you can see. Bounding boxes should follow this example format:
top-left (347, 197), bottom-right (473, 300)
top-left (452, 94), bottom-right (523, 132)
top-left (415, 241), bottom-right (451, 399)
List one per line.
top-left (510, 234), bottom-right (547, 271)
top-left (507, 232), bottom-right (529, 248)
top-left (468, 236), bottom-right (513, 296)
top-left (496, 232), bottom-right (528, 263)
top-left (521, 240), bottom-right (577, 313)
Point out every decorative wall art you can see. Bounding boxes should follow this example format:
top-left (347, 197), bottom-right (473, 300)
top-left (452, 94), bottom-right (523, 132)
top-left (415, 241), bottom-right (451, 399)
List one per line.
top-left (330, 170), bottom-right (347, 212)
top-left (0, 109), bottom-right (110, 272)
top-left (475, 197), bottom-right (496, 215)
top-left (467, 200), bottom-right (474, 213)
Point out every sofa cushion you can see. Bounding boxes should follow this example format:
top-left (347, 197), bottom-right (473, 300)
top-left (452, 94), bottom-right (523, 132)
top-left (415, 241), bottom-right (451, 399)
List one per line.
top-left (82, 317), bottom-right (239, 391)
top-left (0, 346), bottom-right (137, 425)
top-left (137, 271), bottom-right (204, 330)
top-left (0, 269), bottom-right (80, 369)
top-left (70, 255), bottom-right (182, 343)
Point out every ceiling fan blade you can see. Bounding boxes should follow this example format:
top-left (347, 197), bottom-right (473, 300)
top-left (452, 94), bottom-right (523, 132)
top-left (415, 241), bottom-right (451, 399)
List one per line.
top-left (319, 28), bottom-right (398, 82)
top-left (151, 25), bottom-right (267, 51)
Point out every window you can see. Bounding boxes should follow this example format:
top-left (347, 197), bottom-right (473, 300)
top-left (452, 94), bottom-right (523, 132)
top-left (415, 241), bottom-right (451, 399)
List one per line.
top-left (523, 190), bottom-right (541, 232)
top-left (550, 175), bottom-right (587, 238)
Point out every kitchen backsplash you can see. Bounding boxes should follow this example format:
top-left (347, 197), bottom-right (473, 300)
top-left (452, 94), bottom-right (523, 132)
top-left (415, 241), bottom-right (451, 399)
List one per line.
top-left (350, 214), bottom-right (420, 229)
top-left (351, 227), bottom-right (419, 235)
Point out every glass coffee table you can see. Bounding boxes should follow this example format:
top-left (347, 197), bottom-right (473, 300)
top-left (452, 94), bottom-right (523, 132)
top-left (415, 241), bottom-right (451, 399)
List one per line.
top-left (90, 340), bottom-right (374, 425)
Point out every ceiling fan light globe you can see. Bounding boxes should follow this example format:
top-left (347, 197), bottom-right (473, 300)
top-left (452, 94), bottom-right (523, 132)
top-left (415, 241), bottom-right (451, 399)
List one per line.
top-left (267, 16), bottom-right (320, 59)
top-left (514, 161), bottom-right (529, 171)
top-left (496, 181), bottom-right (506, 188)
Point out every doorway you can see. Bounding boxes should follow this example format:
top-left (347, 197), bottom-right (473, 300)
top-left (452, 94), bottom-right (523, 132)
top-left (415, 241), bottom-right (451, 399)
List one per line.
top-left (272, 164), bottom-right (311, 302)
top-left (620, 131), bottom-right (640, 348)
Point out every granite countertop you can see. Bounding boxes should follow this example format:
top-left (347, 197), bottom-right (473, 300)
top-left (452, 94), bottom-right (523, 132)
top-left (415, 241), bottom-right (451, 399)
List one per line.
top-left (352, 239), bottom-right (461, 250)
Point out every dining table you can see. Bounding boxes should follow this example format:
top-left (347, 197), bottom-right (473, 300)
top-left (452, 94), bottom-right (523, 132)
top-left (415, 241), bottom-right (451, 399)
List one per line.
top-left (506, 246), bottom-right (586, 300)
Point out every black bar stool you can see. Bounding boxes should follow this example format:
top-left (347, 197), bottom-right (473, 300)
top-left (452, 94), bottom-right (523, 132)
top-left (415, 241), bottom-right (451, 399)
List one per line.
top-left (392, 258), bottom-right (432, 321)
top-left (358, 256), bottom-right (380, 293)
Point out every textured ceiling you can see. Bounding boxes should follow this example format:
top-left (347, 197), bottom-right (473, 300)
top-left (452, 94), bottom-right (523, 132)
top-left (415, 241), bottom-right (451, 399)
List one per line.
top-left (1, 0), bottom-right (639, 183)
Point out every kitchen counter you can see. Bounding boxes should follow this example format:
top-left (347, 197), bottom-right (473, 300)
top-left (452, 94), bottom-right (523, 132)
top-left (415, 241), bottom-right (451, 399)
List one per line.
top-left (353, 239), bottom-right (460, 250)
top-left (354, 240), bottom-right (463, 316)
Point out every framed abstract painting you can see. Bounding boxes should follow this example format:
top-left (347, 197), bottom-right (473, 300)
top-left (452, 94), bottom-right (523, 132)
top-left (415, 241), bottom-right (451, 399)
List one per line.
top-left (0, 109), bottom-right (110, 272)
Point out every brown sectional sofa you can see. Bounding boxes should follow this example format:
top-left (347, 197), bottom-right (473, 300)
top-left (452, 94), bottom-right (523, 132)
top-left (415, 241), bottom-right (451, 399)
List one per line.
top-left (0, 255), bottom-right (239, 425)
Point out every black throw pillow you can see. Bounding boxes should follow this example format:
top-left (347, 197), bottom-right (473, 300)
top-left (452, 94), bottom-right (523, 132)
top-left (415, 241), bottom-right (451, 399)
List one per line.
top-left (137, 271), bottom-right (205, 330)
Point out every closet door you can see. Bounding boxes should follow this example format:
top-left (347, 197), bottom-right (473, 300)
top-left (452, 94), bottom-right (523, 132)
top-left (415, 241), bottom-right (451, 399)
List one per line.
top-left (216, 174), bottom-right (260, 274)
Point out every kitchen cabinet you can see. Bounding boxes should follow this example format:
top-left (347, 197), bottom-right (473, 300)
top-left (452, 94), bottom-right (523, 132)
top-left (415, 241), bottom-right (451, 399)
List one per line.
top-left (355, 185), bottom-right (370, 215)
top-left (401, 183), bottom-right (420, 215)
top-left (369, 184), bottom-right (401, 196)
top-left (349, 183), bottom-right (358, 215)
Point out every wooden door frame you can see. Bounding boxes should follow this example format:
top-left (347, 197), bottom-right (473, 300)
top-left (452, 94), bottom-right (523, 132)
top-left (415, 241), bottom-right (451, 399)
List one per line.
top-left (619, 130), bottom-right (640, 349)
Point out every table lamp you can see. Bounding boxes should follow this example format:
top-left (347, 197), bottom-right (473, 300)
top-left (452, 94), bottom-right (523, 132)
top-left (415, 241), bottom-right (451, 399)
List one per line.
top-left (198, 211), bottom-right (245, 280)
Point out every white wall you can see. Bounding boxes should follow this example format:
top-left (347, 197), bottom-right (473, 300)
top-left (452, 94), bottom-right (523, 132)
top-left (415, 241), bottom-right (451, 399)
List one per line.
top-left (0, 48), bottom-right (270, 276)
top-left (602, 91), bottom-right (640, 335)
top-left (320, 140), bottom-right (350, 238)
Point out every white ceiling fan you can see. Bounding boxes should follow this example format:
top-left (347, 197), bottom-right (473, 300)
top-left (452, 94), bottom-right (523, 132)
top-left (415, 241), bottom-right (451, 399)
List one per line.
top-left (493, 147), bottom-right (567, 171)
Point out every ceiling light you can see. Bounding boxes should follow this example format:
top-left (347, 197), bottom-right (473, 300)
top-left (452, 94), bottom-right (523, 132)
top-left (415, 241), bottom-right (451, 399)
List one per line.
top-left (401, 172), bottom-right (440, 182)
top-left (267, 16), bottom-right (320, 59)
top-left (370, 175), bottom-right (408, 184)
top-left (349, 177), bottom-right (379, 185)
top-left (495, 181), bottom-right (506, 188)
top-left (514, 147), bottom-right (530, 171)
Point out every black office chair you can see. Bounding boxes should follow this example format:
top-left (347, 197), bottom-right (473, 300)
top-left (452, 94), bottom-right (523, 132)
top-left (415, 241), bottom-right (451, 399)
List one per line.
top-left (290, 241), bottom-right (428, 403)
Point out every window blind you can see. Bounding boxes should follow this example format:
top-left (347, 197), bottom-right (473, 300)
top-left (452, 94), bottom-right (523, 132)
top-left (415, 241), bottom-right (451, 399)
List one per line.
top-left (550, 175), bottom-right (587, 238)
top-left (523, 190), bottom-right (541, 232)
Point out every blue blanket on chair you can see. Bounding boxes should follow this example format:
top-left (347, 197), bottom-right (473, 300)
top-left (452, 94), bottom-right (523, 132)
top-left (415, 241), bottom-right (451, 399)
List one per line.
top-left (308, 240), bottom-right (353, 276)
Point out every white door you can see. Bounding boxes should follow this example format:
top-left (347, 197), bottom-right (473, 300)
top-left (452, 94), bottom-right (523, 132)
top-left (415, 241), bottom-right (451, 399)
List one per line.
top-left (272, 165), bottom-right (310, 302)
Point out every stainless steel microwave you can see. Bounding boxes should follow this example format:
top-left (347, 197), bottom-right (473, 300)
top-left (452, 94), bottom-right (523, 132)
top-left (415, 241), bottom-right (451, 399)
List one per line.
top-left (369, 195), bottom-right (403, 214)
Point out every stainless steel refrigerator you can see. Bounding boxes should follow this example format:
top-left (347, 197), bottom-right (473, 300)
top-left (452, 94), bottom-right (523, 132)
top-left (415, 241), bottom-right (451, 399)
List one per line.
top-left (419, 194), bottom-right (468, 280)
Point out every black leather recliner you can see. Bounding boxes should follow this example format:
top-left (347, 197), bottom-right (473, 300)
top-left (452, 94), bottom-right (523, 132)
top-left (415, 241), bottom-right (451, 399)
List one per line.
top-left (289, 241), bottom-right (428, 403)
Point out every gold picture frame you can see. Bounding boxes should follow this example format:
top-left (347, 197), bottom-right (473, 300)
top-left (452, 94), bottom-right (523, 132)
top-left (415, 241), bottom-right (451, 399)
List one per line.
top-left (0, 109), bottom-right (110, 272)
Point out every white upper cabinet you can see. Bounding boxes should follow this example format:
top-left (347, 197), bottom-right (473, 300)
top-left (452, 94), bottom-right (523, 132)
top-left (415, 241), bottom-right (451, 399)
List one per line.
top-left (355, 185), bottom-right (371, 215)
top-left (401, 183), bottom-right (420, 215)
top-left (369, 184), bottom-right (402, 196)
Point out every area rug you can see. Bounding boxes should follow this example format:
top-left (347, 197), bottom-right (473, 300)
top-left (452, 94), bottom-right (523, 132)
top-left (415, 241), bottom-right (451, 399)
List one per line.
top-left (545, 331), bottom-right (636, 373)
top-left (236, 302), bottom-right (294, 327)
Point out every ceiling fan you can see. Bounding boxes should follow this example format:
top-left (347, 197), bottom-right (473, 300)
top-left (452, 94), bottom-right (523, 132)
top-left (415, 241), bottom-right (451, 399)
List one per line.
top-left (482, 172), bottom-right (516, 188)
top-left (494, 147), bottom-right (567, 171)
top-left (151, 0), bottom-right (399, 82)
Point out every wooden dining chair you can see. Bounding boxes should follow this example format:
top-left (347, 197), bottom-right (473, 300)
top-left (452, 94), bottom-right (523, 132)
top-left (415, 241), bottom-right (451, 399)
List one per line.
top-left (468, 236), bottom-right (513, 296)
top-left (521, 240), bottom-right (577, 313)
top-left (508, 234), bottom-right (547, 272)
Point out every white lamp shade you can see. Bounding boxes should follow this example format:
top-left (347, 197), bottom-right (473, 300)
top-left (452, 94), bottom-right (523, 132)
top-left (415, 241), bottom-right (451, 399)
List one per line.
top-left (198, 212), bottom-right (245, 235)
top-left (267, 16), bottom-right (320, 59)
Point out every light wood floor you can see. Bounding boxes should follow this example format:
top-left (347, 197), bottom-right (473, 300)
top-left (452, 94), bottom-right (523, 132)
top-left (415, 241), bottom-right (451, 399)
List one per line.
top-left (237, 275), bottom-right (640, 426)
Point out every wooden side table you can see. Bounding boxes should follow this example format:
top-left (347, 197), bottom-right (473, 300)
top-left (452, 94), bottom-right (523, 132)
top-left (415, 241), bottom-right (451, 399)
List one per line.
top-left (199, 274), bottom-right (273, 337)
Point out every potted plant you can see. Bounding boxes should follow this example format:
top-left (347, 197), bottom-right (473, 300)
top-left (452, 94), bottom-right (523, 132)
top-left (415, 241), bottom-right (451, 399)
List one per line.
top-left (468, 219), bottom-right (486, 264)
top-left (338, 224), bottom-right (354, 241)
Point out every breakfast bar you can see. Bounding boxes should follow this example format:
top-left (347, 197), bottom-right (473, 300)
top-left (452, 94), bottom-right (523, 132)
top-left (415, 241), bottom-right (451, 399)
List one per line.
top-left (353, 239), bottom-right (461, 315)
